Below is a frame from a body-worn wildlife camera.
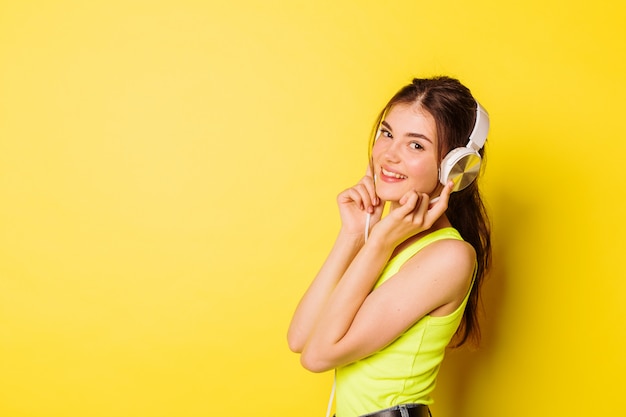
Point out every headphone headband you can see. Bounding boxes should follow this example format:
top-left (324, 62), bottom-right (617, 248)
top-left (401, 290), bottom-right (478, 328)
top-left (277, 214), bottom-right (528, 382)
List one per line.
top-left (467, 101), bottom-right (489, 151)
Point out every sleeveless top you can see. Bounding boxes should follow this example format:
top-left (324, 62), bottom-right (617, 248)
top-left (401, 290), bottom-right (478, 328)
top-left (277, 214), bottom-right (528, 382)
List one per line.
top-left (335, 227), bottom-right (475, 417)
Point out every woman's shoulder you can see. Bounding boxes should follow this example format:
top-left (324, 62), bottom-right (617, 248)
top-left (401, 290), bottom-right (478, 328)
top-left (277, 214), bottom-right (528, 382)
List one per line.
top-left (409, 229), bottom-right (474, 266)
top-left (399, 228), bottom-right (476, 295)
top-left (391, 226), bottom-right (469, 261)
top-left (418, 235), bottom-right (475, 267)
top-left (377, 228), bottom-right (476, 317)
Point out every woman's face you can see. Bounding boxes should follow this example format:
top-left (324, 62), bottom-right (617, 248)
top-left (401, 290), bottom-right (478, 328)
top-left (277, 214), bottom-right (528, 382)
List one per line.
top-left (371, 102), bottom-right (441, 204)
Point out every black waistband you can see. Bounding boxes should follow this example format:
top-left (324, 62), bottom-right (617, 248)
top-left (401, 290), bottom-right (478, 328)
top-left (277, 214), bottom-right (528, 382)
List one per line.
top-left (360, 404), bottom-right (430, 417)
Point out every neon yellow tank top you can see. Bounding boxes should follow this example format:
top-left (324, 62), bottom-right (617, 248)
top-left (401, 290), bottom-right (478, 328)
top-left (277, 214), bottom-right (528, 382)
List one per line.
top-left (335, 227), bottom-right (474, 417)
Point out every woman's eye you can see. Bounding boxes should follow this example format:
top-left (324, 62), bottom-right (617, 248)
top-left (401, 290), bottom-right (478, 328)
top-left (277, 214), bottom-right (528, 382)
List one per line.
top-left (410, 142), bottom-right (423, 150)
top-left (379, 129), bottom-right (392, 138)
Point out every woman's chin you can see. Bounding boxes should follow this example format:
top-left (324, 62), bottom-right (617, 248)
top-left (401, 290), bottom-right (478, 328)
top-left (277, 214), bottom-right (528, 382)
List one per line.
top-left (374, 190), bottom-right (402, 203)
top-left (375, 187), bottom-right (438, 204)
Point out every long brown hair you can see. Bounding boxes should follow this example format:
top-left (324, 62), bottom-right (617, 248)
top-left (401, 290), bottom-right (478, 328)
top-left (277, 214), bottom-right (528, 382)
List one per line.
top-left (369, 76), bottom-right (492, 347)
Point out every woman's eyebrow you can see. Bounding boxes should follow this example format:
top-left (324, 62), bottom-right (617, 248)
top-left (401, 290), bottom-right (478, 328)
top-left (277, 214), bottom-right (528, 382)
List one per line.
top-left (381, 120), bottom-right (433, 143)
top-left (381, 120), bottom-right (393, 131)
top-left (407, 132), bottom-right (433, 143)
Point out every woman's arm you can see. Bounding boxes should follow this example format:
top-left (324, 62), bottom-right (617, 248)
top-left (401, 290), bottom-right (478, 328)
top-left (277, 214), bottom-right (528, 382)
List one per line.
top-left (299, 185), bottom-right (473, 373)
top-left (287, 231), bottom-right (364, 353)
top-left (300, 237), bottom-right (475, 372)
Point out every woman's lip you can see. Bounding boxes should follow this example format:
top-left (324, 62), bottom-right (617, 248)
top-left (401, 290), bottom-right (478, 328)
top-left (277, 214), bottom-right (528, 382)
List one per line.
top-left (380, 167), bottom-right (407, 181)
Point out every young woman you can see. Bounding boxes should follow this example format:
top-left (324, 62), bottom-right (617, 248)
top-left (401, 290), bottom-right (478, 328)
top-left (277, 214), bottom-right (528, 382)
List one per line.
top-left (287, 76), bottom-right (491, 417)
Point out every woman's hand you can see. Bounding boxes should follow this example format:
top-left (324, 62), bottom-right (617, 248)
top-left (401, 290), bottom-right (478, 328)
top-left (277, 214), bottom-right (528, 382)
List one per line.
top-left (336, 174), bottom-right (383, 237)
top-left (370, 181), bottom-right (455, 249)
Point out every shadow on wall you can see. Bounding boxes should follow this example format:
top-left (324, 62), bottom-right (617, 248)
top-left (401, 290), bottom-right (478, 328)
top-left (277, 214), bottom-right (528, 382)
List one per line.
top-left (433, 188), bottom-right (530, 417)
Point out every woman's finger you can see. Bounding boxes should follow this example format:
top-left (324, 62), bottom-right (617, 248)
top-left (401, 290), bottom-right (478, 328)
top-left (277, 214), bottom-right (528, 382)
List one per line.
top-left (411, 193), bottom-right (430, 223)
top-left (359, 176), bottom-right (379, 210)
top-left (424, 181), bottom-right (454, 223)
top-left (338, 183), bottom-right (373, 212)
top-left (396, 190), bottom-right (419, 217)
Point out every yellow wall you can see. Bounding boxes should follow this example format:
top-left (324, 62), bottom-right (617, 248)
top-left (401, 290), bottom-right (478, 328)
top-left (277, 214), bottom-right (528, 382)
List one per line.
top-left (1, 1), bottom-right (624, 416)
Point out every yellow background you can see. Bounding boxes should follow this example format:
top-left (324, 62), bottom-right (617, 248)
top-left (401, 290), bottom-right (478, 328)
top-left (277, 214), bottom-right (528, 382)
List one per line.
top-left (1, 1), bottom-right (625, 416)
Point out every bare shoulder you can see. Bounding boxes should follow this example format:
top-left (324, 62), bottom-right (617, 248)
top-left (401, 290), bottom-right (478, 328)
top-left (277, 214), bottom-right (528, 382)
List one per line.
top-left (417, 237), bottom-right (475, 269)
top-left (399, 237), bottom-right (476, 314)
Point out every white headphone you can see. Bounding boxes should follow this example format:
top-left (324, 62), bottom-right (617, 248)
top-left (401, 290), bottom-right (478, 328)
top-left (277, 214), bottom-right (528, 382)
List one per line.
top-left (438, 101), bottom-right (490, 191)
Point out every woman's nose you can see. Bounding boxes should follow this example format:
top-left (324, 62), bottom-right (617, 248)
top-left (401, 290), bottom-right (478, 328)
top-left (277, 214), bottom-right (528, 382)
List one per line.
top-left (383, 141), bottom-right (401, 162)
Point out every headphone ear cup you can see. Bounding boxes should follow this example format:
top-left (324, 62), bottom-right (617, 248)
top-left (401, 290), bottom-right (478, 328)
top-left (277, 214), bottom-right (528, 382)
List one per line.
top-left (439, 148), bottom-right (482, 191)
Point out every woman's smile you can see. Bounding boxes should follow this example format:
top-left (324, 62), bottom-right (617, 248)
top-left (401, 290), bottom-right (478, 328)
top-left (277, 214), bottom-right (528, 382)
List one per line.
top-left (379, 166), bottom-right (408, 181)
